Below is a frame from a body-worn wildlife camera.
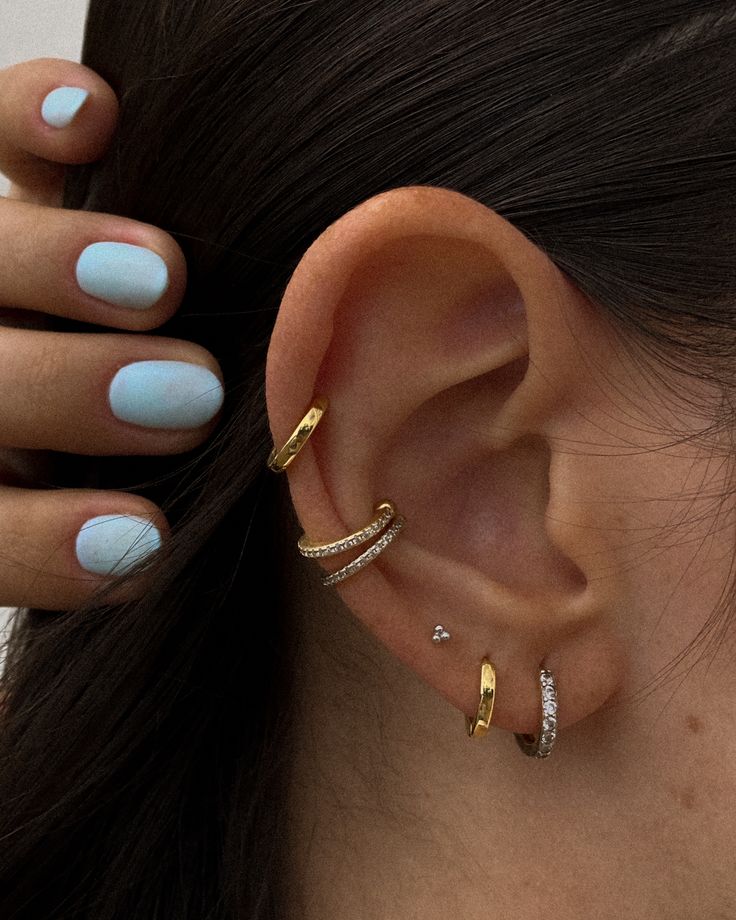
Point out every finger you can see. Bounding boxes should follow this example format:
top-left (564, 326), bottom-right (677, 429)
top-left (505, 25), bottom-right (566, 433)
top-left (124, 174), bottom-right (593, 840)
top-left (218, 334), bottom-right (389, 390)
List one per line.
top-left (0, 328), bottom-right (225, 455)
top-left (0, 485), bottom-right (169, 610)
top-left (0, 58), bottom-right (118, 196)
top-left (0, 198), bottom-right (187, 331)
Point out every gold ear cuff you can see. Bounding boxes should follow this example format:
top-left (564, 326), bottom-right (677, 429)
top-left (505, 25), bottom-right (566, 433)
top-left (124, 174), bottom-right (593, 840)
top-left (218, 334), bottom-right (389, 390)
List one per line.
top-left (267, 397), bottom-right (328, 473)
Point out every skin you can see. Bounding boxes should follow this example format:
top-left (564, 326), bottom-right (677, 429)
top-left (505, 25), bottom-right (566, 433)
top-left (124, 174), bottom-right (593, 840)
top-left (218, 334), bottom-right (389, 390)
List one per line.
top-left (0, 59), bottom-right (222, 608)
top-left (265, 187), bottom-right (736, 918)
top-left (5, 58), bottom-right (734, 917)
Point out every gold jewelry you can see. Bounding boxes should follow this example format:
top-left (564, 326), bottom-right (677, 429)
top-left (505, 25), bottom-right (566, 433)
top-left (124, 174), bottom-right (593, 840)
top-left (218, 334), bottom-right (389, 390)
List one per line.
top-left (466, 657), bottom-right (497, 738)
top-left (514, 668), bottom-right (558, 759)
top-left (267, 397), bottom-right (328, 473)
top-left (298, 499), bottom-right (405, 586)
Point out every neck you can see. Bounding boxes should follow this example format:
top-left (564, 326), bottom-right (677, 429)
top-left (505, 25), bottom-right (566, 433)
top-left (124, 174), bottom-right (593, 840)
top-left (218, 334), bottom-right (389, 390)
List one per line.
top-left (281, 560), bottom-right (736, 919)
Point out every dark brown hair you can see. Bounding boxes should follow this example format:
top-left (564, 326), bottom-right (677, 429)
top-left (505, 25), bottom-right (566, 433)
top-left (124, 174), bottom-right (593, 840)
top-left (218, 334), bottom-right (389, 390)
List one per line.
top-left (1, 2), bottom-right (735, 917)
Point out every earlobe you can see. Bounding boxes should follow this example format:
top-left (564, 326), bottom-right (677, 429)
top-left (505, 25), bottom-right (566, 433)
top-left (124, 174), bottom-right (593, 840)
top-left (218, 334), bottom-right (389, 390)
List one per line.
top-left (265, 185), bottom-right (626, 748)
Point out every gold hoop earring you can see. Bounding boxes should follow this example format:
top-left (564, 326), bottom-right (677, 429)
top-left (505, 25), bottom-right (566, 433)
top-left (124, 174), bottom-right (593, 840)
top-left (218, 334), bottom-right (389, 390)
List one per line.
top-left (466, 657), bottom-right (497, 738)
top-left (267, 397), bottom-right (329, 473)
top-left (514, 667), bottom-right (558, 759)
top-left (298, 500), bottom-right (405, 586)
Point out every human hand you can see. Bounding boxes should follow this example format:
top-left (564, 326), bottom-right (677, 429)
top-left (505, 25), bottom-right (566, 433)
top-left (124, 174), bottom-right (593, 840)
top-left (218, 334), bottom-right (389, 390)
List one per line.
top-left (0, 59), bottom-right (222, 610)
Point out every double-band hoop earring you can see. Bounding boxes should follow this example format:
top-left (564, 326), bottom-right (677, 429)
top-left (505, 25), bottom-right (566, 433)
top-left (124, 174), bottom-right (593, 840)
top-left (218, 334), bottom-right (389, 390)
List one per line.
top-left (298, 500), bottom-right (405, 586)
top-left (466, 657), bottom-right (497, 738)
top-left (514, 668), bottom-right (558, 758)
top-left (267, 397), bottom-right (329, 473)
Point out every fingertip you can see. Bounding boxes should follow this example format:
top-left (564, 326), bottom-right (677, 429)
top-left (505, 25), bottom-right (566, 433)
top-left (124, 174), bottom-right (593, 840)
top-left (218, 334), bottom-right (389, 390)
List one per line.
top-left (0, 58), bottom-right (119, 172)
top-left (33, 60), bottom-right (119, 163)
top-left (67, 211), bottom-right (189, 329)
top-left (73, 499), bottom-right (172, 597)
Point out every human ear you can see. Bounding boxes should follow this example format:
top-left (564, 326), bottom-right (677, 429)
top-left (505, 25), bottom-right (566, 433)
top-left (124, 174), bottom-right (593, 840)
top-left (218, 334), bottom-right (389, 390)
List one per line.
top-left (265, 185), bottom-right (625, 736)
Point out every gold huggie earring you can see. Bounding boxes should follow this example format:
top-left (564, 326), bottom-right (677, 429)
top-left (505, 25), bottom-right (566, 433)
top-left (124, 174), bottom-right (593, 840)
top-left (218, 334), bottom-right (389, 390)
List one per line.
top-left (267, 397), bottom-right (329, 473)
top-left (514, 667), bottom-right (558, 759)
top-left (466, 657), bottom-right (497, 738)
top-left (298, 500), bottom-right (406, 587)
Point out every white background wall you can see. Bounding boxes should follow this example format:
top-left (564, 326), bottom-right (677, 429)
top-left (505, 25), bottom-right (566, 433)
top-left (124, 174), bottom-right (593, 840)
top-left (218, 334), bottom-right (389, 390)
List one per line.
top-left (0, 0), bottom-right (89, 194)
top-left (0, 1), bottom-right (89, 639)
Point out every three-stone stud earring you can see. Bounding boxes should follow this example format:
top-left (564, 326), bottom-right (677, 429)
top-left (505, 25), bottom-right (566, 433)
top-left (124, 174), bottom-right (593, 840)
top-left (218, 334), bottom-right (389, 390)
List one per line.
top-left (514, 667), bottom-right (558, 759)
top-left (466, 657), bottom-right (497, 738)
top-left (298, 499), bottom-right (406, 587)
top-left (267, 397), bottom-right (329, 473)
top-left (433, 625), bottom-right (451, 643)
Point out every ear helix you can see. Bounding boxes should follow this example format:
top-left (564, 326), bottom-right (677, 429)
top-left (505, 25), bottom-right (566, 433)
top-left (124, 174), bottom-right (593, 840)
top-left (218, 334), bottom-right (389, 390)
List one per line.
top-left (266, 396), bottom-right (560, 759)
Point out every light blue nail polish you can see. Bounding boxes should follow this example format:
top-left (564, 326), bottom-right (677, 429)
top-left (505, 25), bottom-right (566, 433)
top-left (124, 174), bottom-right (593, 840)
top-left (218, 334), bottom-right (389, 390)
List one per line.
top-left (75, 514), bottom-right (162, 576)
top-left (109, 361), bottom-right (224, 429)
top-left (41, 86), bottom-right (90, 128)
top-left (76, 242), bottom-right (170, 310)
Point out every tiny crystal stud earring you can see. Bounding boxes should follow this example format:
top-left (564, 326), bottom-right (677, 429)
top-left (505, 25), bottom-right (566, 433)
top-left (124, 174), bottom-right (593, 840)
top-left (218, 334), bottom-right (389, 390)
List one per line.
top-left (432, 625), bottom-right (451, 643)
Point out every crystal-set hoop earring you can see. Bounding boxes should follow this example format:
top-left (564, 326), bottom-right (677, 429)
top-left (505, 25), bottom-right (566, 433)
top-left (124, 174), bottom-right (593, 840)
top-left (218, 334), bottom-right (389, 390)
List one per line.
top-left (267, 397), bottom-right (328, 473)
top-left (298, 500), bottom-right (406, 587)
top-left (466, 657), bottom-right (497, 738)
top-left (514, 668), bottom-right (558, 758)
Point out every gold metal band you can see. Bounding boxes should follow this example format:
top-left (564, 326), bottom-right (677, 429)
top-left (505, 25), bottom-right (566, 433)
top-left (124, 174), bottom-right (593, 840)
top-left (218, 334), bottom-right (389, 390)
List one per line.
top-left (466, 657), bottom-right (497, 738)
top-left (267, 397), bottom-right (329, 473)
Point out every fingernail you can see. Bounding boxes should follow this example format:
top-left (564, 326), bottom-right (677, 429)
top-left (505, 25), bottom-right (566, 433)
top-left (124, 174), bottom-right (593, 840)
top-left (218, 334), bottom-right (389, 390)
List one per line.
top-left (76, 242), bottom-right (170, 310)
top-left (75, 514), bottom-right (162, 576)
top-left (109, 360), bottom-right (225, 429)
top-left (41, 86), bottom-right (90, 128)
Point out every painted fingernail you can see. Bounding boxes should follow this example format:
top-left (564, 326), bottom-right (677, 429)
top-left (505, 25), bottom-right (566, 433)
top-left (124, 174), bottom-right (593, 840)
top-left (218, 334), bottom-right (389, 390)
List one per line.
top-left (76, 242), bottom-right (170, 310)
top-left (41, 86), bottom-right (90, 128)
top-left (76, 514), bottom-right (162, 576)
top-left (109, 360), bottom-right (225, 429)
